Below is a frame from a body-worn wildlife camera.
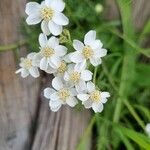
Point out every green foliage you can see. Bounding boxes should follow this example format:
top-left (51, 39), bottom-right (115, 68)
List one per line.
top-left (22, 0), bottom-right (150, 149)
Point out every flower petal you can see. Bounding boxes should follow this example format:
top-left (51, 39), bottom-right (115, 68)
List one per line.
top-left (70, 88), bottom-right (77, 96)
top-left (50, 92), bottom-right (59, 101)
top-left (70, 51), bottom-right (84, 63)
top-left (48, 21), bottom-right (62, 36)
top-left (50, 0), bottom-right (65, 12)
top-left (50, 55), bottom-right (61, 68)
top-left (55, 45), bottom-right (67, 56)
top-left (21, 69), bottom-right (29, 78)
top-left (48, 36), bottom-right (59, 49)
top-left (90, 57), bottom-right (102, 66)
top-left (75, 80), bottom-right (87, 93)
top-left (45, 0), bottom-right (52, 7)
top-left (87, 81), bottom-right (95, 93)
top-left (44, 88), bottom-right (55, 99)
top-left (50, 104), bottom-right (62, 112)
top-left (26, 13), bottom-right (42, 25)
top-left (77, 94), bottom-right (90, 102)
top-left (25, 2), bottom-right (40, 15)
top-left (53, 12), bottom-right (69, 25)
top-left (84, 30), bottom-right (96, 45)
top-left (73, 40), bottom-right (84, 51)
top-left (29, 67), bottom-right (40, 78)
top-left (41, 20), bottom-right (50, 36)
top-left (49, 99), bottom-right (61, 108)
top-left (92, 102), bottom-right (103, 113)
top-left (83, 99), bottom-right (92, 108)
top-left (89, 40), bottom-right (103, 49)
top-left (39, 33), bottom-right (47, 47)
top-left (94, 48), bottom-right (107, 58)
top-left (27, 52), bottom-right (36, 59)
top-left (40, 57), bottom-right (48, 70)
top-left (81, 70), bottom-right (93, 81)
top-left (74, 61), bottom-right (86, 72)
top-left (66, 97), bottom-right (78, 107)
top-left (52, 77), bottom-right (64, 90)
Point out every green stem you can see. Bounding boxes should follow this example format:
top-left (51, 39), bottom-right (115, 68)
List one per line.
top-left (76, 115), bottom-right (96, 150)
top-left (123, 100), bottom-right (145, 130)
top-left (0, 40), bottom-right (27, 51)
top-left (93, 66), bottom-right (98, 84)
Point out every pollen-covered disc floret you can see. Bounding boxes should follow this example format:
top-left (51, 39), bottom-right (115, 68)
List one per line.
top-left (25, 0), bottom-right (69, 35)
top-left (58, 61), bottom-right (67, 74)
top-left (41, 47), bottom-right (54, 57)
top-left (82, 46), bottom-right (94, 59)
top-left (41, 7), bottom-right (54, 21)
top-left (58, 88), bottom-right (70, 101)
top-left (90, 90), bottom-right (101, 102)
top-left (70, 71), bottom-right (81, 83)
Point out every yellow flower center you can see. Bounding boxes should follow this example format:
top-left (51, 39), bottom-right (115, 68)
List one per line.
top-left (70, 72), bottom-right (80, 83)
top-left (58, 61), bottom-right (67, 74)
top-left (82, 46), bottom-right (94, 59)
top-left (22, 58), bottom-right (32, 69)
top-left (90, 90), bottom-right (101, 102)
top-left (41, 7), bottom-right (54, 21)
top-left (58, 89), bottom-right (70, 101)
top-left (41, 47), bottom-right (54, 57)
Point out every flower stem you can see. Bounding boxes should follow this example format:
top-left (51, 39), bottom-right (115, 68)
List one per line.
top-left (0, 40), bottom-right (27, 51)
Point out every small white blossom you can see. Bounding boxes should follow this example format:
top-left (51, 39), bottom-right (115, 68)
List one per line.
top-left (25, 0), bottom-right (69, 36)
top-left (44, 77), bottom-right (78, 112)
top-left (70, 30), bottom-right (107, 66)
top-left (34, 33), bottom-right (67, 72)
top-left (16, 53), bottom-right (40, 78)
top-left (77, 81), bottom-right (110, 113)
top-left (145, 123), bottom-right (150, 137)
top-left (64, 62), bottom-right (93, 92)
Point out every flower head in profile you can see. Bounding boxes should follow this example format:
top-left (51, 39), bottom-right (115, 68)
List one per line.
top-left (16, 53), bottom-right (40, 78)
top-left (34, 33), bottom-right (67, 72)
top-left (70, 30), bottom-right (107, 66)
top-left (44, 77), bottom-right (78, 112)
top-left (64, 62), bottom-right (93, 92)
top-left (77, 81), bottom-right (110, 113)
top-left (25, 0), bottom-right (69, 36)
top-left (145, 123), bottom-right (150, 137)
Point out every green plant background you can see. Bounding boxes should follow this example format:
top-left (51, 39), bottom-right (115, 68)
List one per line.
top-left (7, 0), bottom-right (150, 149)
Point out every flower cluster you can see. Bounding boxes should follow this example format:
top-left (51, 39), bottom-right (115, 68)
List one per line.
top-left (16, 0), bottom-right (110, 113)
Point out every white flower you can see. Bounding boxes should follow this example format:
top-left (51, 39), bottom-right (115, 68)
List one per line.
top-left (77, 81), bottom-right (110, 113)
top-left (25, 0), bottom-right (69, 36)
top-left (16, 53), bottom-right (40, 78)
top-left (44, 77), bottom-right (78, 112)
top-left (145, 123), bottom-right (150, 137)
top-left (34, 33), bottom-right (67, 72)
top-left (64, 62), bottom-right (93, 92)
top-left (70, 30), bottom-right (107, 66)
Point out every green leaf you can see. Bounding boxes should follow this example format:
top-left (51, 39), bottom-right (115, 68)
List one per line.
top-left (135, 63), bottom-right (150, 87)
top-left (119, 126), bottom-right (150, 150)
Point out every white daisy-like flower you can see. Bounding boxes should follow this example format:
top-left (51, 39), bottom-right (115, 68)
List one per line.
top-left (64, 62), bottom-right (93, 92)
top-left (25, 0), bottom-right (69, 36)
top-left (16, 53), bottom-right (40, 78)
top-left (44, 77), bottom-right (78, 112)
top-left (77, 81), bottom-right (110, 113)
top-left (145, 123), bottom-right (150, 137)
top-left (70, 30), bottom-right (107, 66)
top-left (34, 33), bottom-right (67, 72)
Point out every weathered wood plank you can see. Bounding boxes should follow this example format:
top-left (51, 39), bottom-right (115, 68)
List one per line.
top-left (0, 0), bottom-right (40, 149)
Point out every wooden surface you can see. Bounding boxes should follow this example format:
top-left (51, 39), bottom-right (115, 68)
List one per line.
top-left (0, 0), bottom-right (91, 150)
top-left (0, 0), bottom-right (150, 150)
